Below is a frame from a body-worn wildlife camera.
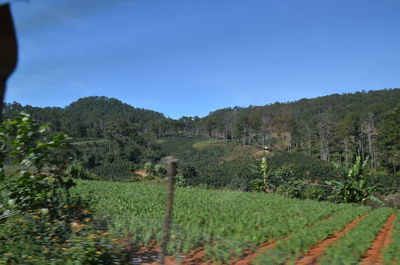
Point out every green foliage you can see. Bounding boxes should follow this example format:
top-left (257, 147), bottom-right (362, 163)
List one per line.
top-left (4, 89), bottom-right (400, 179)
top-left (65, 161), bottom-right (99, 180)
top-left (192, 139), bottom-right (225, 150)
top-left (276, 179), bottom-right (307, 199)
top-left (144, 162), bottom-right (154, 175)
top-left (0, 113), bottom-right (125, 264)
top-left (327, 156), bottom-right (377, 204)
top-left (180, 165), bottom-right (197, 179)
top-left (268, 152), bottom-right (344, 182)
top-left (0, 205), bottom-right (124, 265)
top-left (174, 165), bottom-right (197, 187)
top-left (319, 207), bottom-right (392, 265)
top-left (301, 185), bottom-right (327, 201)
top-left (0, 112), bottom-right (74, 213)
top-left (75, 180), bottom-right (368, 263)
top-left (90, 161), bottom-right (135, 182)
top-left (175, 174), bottom-right (188, 187)
top-left (383, 211), bottom-right (400, 264)
top-left (252, 160), bottom-right (331, 201)
top-left (378, 105), bottom-right (400, 172)
top-left (158, 137), bottom-right (259, 190)
top-left (251, 157), bottom-right (272, 192)
top-left (71, 136), bottom-right (162, 181)
top-left (154, 164), bottom-right (167, 177)
top-left (255, 207), bottom-right (370, 264)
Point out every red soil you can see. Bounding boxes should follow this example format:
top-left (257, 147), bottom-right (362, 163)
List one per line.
top-left (143, 247), bottom-right (209, 265)
top-left (234, 242), bottom-right (277, 265)
top-left (164, 248), bottom-right (209, 265)
top-left (360, 213), bottom-right (396, 265)
top-left (137, 242), bottom-right (277, 265)
top-left (232, 215), bottom-right (336, 265)
top-left (295, 214), bottom-right (367, 265)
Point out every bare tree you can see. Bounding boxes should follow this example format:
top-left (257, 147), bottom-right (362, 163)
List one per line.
top-left (366, 112), bottom-right (376, 168)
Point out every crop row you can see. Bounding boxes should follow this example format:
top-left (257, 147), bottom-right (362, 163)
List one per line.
top-left (318, 207), bottom-right (392, 265)
top-left (73, 180), bottom-right (363, 262)
top-left (254, 206), bottom-right (370, 264)
top-left (383, 210), bottom-right (400, 265)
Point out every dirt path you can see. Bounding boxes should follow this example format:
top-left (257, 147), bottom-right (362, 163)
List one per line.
top-left (145, 247), bottom-right (210, 265)
top-left (232, 214), bottom-right (336, 265)
top-left (234, 241), bottom-right (277, 265)
top-left (359, 213), bottom-right (396, 265)
top-left (295, 214), bottom-right (367, 265)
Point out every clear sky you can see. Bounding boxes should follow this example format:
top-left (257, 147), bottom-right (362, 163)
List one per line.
top-left (5, 0), bottom-right (400, 118)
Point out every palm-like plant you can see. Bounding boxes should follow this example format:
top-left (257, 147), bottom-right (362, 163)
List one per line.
top-left (327, 156), bottom-right (378, 204)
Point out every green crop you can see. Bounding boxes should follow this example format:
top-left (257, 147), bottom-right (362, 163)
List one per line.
top-left (383, 210), bottom-right (400, 265)
top-left (73, 180), bottom-right (368, 263)
top-left (255, 206), bottom-right (370, 265)
top-left (319, 207), bottom-right (392, 265)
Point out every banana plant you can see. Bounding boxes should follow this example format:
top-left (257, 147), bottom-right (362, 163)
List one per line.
top-left (326, 156), bottom-right (379, 204)
top-left (251, 157), bottom-right (275, 192)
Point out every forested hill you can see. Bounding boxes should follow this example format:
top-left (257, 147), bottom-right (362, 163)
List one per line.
top-left (198, 89), bottom-right (400, 172)
top-left (4, 96), bottom-right (165, 138)
top-left (4, 89), bottom-right (400, 172)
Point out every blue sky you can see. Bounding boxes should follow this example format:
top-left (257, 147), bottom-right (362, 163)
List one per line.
top-left (5, 0), bottom-right (400, 118)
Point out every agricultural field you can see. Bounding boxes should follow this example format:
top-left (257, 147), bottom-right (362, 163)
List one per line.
top-left (74, 180), bottom-right (398, 264)
top-left (156, 137), bottom-right (344, 193)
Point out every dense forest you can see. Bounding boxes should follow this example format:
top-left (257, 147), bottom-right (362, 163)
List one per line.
top-left (4, 89), bottom-right (400, 175)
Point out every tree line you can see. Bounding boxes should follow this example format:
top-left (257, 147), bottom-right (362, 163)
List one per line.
top-left (4, 89), bottom-right (400, 174)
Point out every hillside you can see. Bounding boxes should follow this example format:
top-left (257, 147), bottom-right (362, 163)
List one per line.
top-left (198, 89), bottom-right (400, 173)
top-left (3, 89), bottom-right (400, 187)
top-left (2, 109), bottom-right (398, 264)
top-left (4, 96), bottom-right (165, 138)
top-left (156, 137), bottom-right (344, 192)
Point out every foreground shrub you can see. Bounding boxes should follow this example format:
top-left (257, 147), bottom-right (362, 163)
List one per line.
top-left (0, 112), bottom-right (74, 214)
top-left (0, 204), bottom-right (124, 265)
top-left (0, 113), bottom-right (126, 264)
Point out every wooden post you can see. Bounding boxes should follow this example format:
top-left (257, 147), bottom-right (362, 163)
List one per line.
top-left (158, 156), bottom-right (178, 264)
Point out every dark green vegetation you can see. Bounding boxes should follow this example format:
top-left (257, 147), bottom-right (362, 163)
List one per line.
top-left (3, 89), bottom-right (400, 198)
top-left (157, 137), bottom-right (345, 197)
top-left (157, 137), bottom-right (259, 190)
top-left (0, 113), bottom-right (126, 264)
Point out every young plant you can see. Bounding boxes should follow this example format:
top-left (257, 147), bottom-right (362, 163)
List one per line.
top-left (144, 162), bottom-right (154, 175)
top-left (252, 157), bottom-right (273, 192)
top-left (326, 156), bottom-right (378, 204)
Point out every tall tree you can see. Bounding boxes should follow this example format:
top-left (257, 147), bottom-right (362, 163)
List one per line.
top-left (378, 106), bottom-right (400, 173)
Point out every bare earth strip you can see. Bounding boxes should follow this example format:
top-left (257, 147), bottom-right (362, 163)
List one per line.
top-left (359, 213), bottom-right (396, 265)
top-left (295, 214), bottom-right (367, 265)
top-left (234, 241), bottom-right (277, 265)
top-left (233, 215), bottom-right (336, 265)
top-left (148, 247), bottom-right (210, 265)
